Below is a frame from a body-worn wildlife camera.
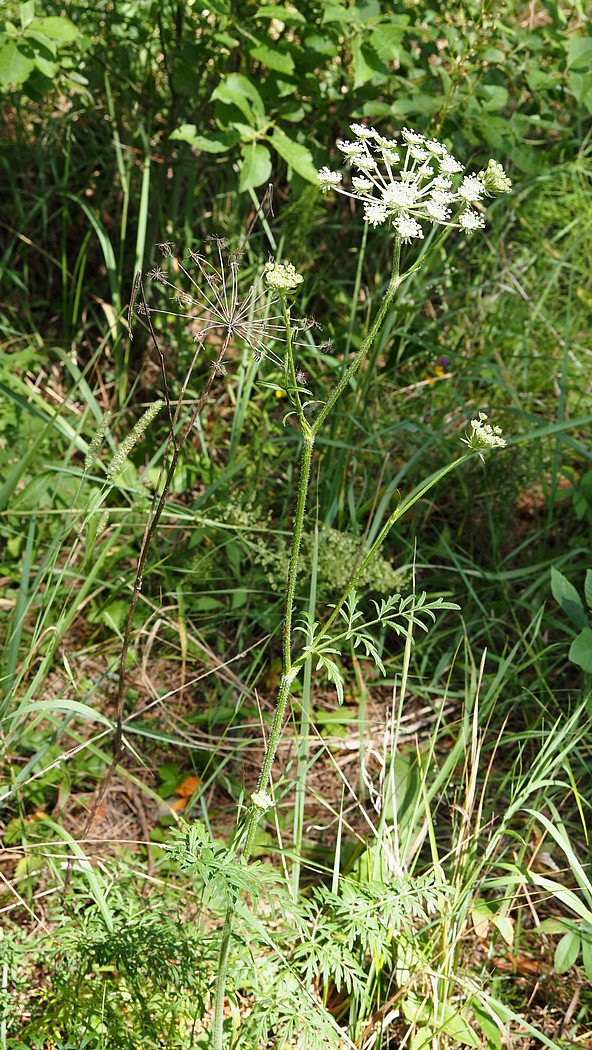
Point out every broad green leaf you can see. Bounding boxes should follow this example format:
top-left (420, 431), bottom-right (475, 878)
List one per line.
top-left (20, 2), bottom-right (36, 29)
top-left (566, 35), bottom-right (592, 71)
top-left (255, 5), bottom-right (306, 23)
top-left (33, 53), bottom-right (58, 78)
top-left (249, 43), bottom-right (295, 75)
top-left (369, 21), bottom-right (408, 63)
top-left (477, 84), bottom-right (510, 111)
top-left (352, 38), bottom-right (385, 88)
top-left (569, 627), bottom-right (592, 673)
top-left (473, 1002), bottom-right (503, 1049)
top-left (526, 68), bottom-right (557, 91)
top-left (554, 930), bottom-right (580, 973)
top-left (491, 914), bottom-right (514, 946)
top-left (567, 71), bottom-right (592, 113)
top-left (537, 917), bottom-right (574, 935)
top-left (34, 16), bottom-right (79, 43)
top-left (0, 40), bottom-right (35, 88)
top-left (321, 3), bottom-right (353, 26)
top-left (304, 33), bottom-right (338, 57)
top-left (169, 124), bottom-right (240, 153)
top-left (550, 566), bottom-right (588, 628)
top-left (211, 72), bottom-right (266, 127)
top-left (25, 29), bottom-right (58, 57)
top-left (409, 1027), bottom-right (433, 1050)
top-left (441, 1006), bottom-right (481, 1048)
top-left (239, 142), bottom-right (272, 191)
top-left (269, 127), bottom-right (317, 183)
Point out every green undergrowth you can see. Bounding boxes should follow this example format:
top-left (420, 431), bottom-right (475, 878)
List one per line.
top-left (1, 1), bottom-right (592, 1047)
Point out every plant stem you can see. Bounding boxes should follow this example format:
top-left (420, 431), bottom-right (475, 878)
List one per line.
top-left (212, 238), bottom-right (412, 1050)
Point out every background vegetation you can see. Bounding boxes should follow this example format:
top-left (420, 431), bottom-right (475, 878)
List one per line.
top-left (1, 1), bottom-right (591, 1047)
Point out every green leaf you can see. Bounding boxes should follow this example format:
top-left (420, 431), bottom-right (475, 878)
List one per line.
top-left (20, 1), bottom-right (36, 29)
top-left (352, 38), bottom-right (385, 87)
top-left (409, 1027), bottom-right (433, 1050)
top-left (211, 72), bottom-right (266, 127)
top-left (526, 67), bottom-right (557, 91)
top-left (568, 71), bottom-right (592, 113)
top-left (527, 871), bottom-right (592, 924)
top-left (249, 43), bottom-right (295, 75)
top-left (585, 569), bottom-right (592, 613)
top-left (33, 54), bottom-right (57, 78)
top-left (491, 914), bottom-right (514, 946)
top-left (473, 1002), bottom-right (503, 1049)
top-left (34, 16), bottom-right (78, 43)
top-left (255, 5), bottom-right (306, 23)
top-left (269, 127), bottom-right (317, 183)
top-left (537, 917), bottom-right (575, 935)
top-left (369, 21), bottom-right (408, 63)
top-left (0, 40), bottom-right (35, 88)
top-left (441, 1006), bottom-right (481, 1048)
top-left (239, 142), bottom-right (272, 191)
top-left (476, 84), bottom-right (510, 111)
top-left (550, 566), bottom-right (588, 628)
top-left (582, 927), bottom-right (592, 982)
top-left (321, 3), bottom-right (353, 26)
top-left (554, 930), bottom-right (581, 973)
top-left (314, 653), bottom-right (344, 704)
top-left (169, 124), bottom-right (240, 153)
top-left (569, 628), bottom-right (592, 673)
top-left (566, 35), bottom-right (592, 71)
top-left (5, 698), bottom-right (114, 730)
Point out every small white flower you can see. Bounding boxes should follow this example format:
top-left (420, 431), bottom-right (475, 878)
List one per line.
top-left (433, 175), bottom-right (453, 190)
top-left (409, 145), bottom-right (429, 161)
top-left (393, 215), bottom-right (424, 242)
top-left (375, 134), bottom-right (399, 150)
top-left (382, 183), bottom-right (418, 209)
top-left (350, 122), bottom-right (376, 139)
top-left (354, 155), bottom-right (378, 171)
top-left (337, 139), bottom-right (365, 156)
top-left (402, 127), bottom-right (425, 145)
top-left (461, 412), bottom-right (506, 461)
top-left (318, 167), bottom-right (343, 193)
top-left (430, 188), bottom-right (454, 206)
top-left (364, 201), bottom-right (389, 226)
top-left (352, 176), bottom-right (374, 191)
top-left (439, 153), bottom-right (464, 174)
top-left (458, 175), bottom-right (486, 202)
top-left (425, 138), bottom-right (446, 156)
top-left (264, 260), bottom-right (304, 292)
top-left (425, 199), bottom-right (451, 222)
top-left (459, 209), bottom-right (486, 232)
top-left (381, 148), bottom-right (400, 165)
top-left (251, 790), bottom-right (274, 812)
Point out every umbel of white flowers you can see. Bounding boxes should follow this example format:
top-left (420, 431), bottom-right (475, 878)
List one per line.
top-left (318, 125), bottom-right (512, 241)
top-left (462, 412), bottom-right (507, 462)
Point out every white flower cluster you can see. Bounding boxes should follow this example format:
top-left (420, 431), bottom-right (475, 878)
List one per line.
top-left (317, 125), bottom-right (512, 242)
top-left (251, 790), bottom-right (274, 812)
top-left (461, 412), bottom-right (506, 461)
top-left (264, 260), bottom-right (304, 293)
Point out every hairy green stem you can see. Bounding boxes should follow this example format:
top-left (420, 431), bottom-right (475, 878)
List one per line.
top-left (212, 237), bottom-right (417, 1050)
